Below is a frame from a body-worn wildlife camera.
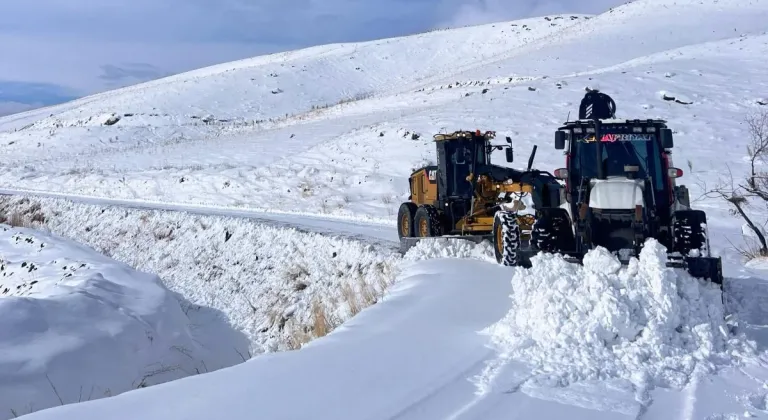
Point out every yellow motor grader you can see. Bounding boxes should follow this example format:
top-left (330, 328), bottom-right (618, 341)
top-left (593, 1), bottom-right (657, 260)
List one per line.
top-left (397, 130), bottom-right (564, 266)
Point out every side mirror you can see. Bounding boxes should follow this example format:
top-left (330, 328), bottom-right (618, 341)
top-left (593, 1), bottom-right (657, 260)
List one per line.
top-left (555, 131), bottom-right (566, 150)
top-left (505, 136), bottom-right (512, 145)
top-left (554, 168), bottom-right (568, 179)
top-left (505, 147), bottom-right (514, 162)
top-left (660, 128), bottom-right (673, 149)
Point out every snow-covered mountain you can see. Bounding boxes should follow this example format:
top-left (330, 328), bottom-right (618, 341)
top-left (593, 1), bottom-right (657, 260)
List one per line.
top-left (0, 0), bottom-right (765, 225)
top-left (3, 0), bottom-right (768, 418)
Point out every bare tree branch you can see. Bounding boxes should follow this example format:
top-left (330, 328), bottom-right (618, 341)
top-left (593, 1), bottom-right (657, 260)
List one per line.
top-left (700, 110), bottom-right (768, 258)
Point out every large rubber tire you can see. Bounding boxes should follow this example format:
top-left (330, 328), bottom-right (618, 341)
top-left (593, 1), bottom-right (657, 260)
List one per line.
top-left (397, 202), bottom-right (418, 238)
top-left (493, 211), bottom-right (522, 266)
top-left (414, 205), bottom-right (443, 237)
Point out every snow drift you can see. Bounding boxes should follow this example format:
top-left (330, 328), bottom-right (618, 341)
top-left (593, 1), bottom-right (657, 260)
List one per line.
top-left (0, 195), bottom-right (511, 419)
top-left (0, 195), bottom-right (404, 354)
top-left (0, 226), bottom-right (215, 418)
top-left (484, 239), bottom-right (756, 392)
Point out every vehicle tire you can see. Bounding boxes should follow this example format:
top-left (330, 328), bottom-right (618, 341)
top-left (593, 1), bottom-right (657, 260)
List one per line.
top-left (414, 205), bottom-right (442, 237)
top-left (397, 202), bottom-right (418, 238)
top-left (493, 211), bottom-right (521, 266)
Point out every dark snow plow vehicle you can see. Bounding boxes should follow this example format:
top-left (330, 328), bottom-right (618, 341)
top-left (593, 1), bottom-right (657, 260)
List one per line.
top-left (492, 91), bottom-right (723, 284)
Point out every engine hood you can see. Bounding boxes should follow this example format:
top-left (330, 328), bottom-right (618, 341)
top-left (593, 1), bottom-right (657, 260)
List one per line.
top-left (589, 177), bottom-right (644, 210)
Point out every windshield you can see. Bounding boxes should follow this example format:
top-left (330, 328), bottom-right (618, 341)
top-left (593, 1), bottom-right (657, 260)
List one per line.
top-left (571, 132), bottom-right (664, 190)
top-left (449, 141), bottom-right (487, 167)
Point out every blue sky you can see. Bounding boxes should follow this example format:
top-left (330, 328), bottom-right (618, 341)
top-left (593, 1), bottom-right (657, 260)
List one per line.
top-left (0, 0), bottom-right (625, 116)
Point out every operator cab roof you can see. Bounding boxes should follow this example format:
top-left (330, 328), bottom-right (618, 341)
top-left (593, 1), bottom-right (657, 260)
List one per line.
top-left (559, 118), bottom-right (668, 127)
top-left (433, 130), bottom-right (496, 141)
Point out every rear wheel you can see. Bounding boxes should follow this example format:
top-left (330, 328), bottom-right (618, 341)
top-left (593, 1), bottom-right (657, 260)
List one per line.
top-left (397, 202), bottom-right (418, 238)
top-left (493, 211), bottom-right (522, 266)
top-left (414, 205), bottom-right (442, 237)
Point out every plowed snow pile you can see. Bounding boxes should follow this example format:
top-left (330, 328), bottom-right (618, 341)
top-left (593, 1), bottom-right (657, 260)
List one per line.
top-left (485, 239), bottom-right (755, 389)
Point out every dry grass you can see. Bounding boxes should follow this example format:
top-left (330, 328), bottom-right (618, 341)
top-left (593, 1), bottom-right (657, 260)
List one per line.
top-left (281, 275), bottom-right (392, 351)
top-left (283, 298), bottom-right (333, 350)
top-left (0, 199), bottom-right (48, 229)
top-left (311, 299), bottom-right (331, 338)
top-left (339, 276), bottom-right (386, 318)
top-left (340, 283), bottom-right (361, 317)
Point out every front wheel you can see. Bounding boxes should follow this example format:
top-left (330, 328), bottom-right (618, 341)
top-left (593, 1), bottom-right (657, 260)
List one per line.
top-left (493, 211), bottom-right (522, 266)
top-left (397, 202), bottom-right (418, 238)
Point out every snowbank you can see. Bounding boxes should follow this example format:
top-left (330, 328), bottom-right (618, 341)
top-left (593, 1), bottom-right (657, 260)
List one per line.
top-left (0, 196), bottom-right (499, 419)
top-left (484, 239), bottom-right (756, 391)
top-left (0, 226), bottom-right (215, 419)
top-left (0, 196), bottom-right (412, 354)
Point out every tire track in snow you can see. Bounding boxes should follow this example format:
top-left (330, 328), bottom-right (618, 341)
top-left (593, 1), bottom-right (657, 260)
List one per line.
top-left (384, 354), bottom-right (493, 420)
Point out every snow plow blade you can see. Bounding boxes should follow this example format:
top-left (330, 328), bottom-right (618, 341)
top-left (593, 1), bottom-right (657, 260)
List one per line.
top-left (400, 236), bottom-right (723, 286)
top-left (667, 255), bottom-right (723, 285)
top-left (398, 235), bottom-right (491, 254)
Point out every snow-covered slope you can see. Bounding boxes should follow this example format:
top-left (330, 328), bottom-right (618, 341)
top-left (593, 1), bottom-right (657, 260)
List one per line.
top-left (0, 225), bottom-right (230, 417)
top-left (0, 14), bottom-right (579, 168)
top-left (0, 195), bottom-right (401, 354)
top-left (4, 0), bottom-right (768, 418)
top-left (0, 0), bottom-right (766, 227)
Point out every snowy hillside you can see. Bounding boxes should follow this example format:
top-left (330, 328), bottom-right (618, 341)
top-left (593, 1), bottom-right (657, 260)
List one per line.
top-left (0, 0), bottom-right (765, 229)
top-left (3, 0), bottom-right (768, 418)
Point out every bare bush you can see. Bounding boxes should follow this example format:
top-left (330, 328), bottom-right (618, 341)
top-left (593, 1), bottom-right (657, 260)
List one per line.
top-left (701, 110), bottom-right (768, 258)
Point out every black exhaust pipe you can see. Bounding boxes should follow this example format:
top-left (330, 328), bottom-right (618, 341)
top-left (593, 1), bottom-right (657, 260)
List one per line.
top-left (595, 118), bottom-right (605, 179)
top-left (527, 145), bottom-right (538, 171)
